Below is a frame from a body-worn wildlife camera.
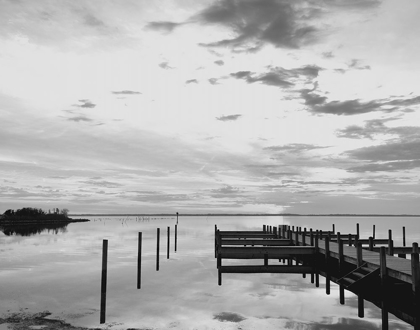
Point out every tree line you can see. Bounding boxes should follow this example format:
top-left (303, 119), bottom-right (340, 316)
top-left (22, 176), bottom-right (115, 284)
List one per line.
top-left (1, 207), bottom-right (70, 222)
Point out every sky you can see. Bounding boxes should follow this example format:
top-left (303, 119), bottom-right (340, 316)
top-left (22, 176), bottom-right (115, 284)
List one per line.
top-left (1, 0), bottom-right (420, 215)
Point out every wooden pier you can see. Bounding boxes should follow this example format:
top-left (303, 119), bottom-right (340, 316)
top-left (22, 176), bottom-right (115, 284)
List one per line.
top-left (215, 224), bottom-right (420, 329)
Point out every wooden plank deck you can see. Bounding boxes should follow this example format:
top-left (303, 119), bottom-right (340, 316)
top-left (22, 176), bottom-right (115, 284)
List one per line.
top-left (293, 233), bottom-right (413, 284)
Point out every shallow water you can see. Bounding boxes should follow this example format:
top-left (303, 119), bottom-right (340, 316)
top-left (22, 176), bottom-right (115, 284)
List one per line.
top-left (0, 215), bottom-right (418, 329)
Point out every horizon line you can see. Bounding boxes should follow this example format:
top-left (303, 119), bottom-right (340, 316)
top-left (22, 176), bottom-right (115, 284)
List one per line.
top-left (69, 213), bottom-right (420, 217)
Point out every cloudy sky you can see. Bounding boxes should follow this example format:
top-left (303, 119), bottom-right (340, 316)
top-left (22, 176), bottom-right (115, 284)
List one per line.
top-left (1, 0), bottom-right (420, 215)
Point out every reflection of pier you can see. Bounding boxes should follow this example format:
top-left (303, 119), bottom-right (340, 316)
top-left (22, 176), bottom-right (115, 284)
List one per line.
top-left (215, 224), bottom-right (420, 329)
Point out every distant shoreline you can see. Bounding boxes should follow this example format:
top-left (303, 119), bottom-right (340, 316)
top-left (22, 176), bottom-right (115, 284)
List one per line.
top-left (69, 213), bottom-right (420, 217)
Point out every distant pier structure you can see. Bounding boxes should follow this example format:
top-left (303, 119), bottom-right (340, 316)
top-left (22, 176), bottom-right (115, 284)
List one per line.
top-left (215, 224), bottom-right (420, 329)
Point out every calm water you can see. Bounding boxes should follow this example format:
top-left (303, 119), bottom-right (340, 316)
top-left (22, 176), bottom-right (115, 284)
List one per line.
top-left (1, 215), bottom-right (419, 329)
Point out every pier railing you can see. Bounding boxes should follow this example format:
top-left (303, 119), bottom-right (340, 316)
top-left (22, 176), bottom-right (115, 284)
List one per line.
top-left (215, 223), bottom-right (420, 329)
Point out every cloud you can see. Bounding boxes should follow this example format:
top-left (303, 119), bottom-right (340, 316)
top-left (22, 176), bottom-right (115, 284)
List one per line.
top-left (385, 95), bottom-right (420, 107)
top-left (348, 59), bottom-right (371, 70)
top-left (216, 114), bottom-right (242, 121)
top-left (111, 90), bottom-right (142, 95)
top-left (347, 141), bottom-right (420, 161)
top-left (214, 60), bottom-right (224, 66)
top-left (208, 78), bottom-right (219, 85)
top-left (209, 185), bottom-right (246, 199)
top-left (159, 62), bottom-right (173, 70)
top-left (79, 179), bottom-right (124, 188)
top-left (73, 99), bottom-right (96, 108)
top-left (144, 21), bottom-right (183, 33)
top-left (83, 14), bottom-right (106, 28)
top-left (195, 0), bottom-right (320, 51)
top-left (67, 115), bottom-right (93, 123)
top-left (336, 118), bottom-right (420, 140)
top-left (186, 79), bottom-right (198, 84)
top-left (348, 160), bottom-right (420, 172)
top-left (230, 65), bottom-right (320, 88)
top-left (264, 143), bottom-right (328, 153)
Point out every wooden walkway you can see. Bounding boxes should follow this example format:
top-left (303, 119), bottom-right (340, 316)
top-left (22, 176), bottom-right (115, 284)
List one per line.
top-left (215, 224), bottom-right (420, 329)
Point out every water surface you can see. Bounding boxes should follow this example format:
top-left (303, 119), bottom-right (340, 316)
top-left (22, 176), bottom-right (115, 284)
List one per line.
top-left (1, 215), bottom-right (418, 329)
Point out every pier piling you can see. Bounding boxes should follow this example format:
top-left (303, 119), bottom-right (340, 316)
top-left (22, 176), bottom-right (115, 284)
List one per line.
top-left (156, 228), bottom-right (160, 271)
top-left (137, 232), bottom-right (142, 289)
top-left (100, 239), bottom-right (108, 324)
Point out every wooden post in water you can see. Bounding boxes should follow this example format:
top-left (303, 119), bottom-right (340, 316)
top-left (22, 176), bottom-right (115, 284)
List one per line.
top-left (402, 226), bottom-right (406, 247)
top-left (373, 224), bottom-right (375, 240)
top-left (332, 224), bottom-right (335, 234)
top-left (175, 224), bottom-right (178, 252)
top-left (388, 239), bottom-right (394, 256)
top-left (348, 233), bottom-right (353, 247)
top-left (368, 237), bottom-right (374, 251)
top-left (338, 233), bottom-right (345, 305)
top-left (167, 226), bottom-right (170, 259)
top-left (100, 239), bottom-right (108, 324)
top-left (263, 225), bottom-right (266, 233)
top-left (314, 234), bottom-right (319, 287)
top-left (325, 236), bottom-right (330, 295)
top-left (156, 228), bottom-right (160, 271)
top-left (380, 246), bottom-right (388, 330)
top-left (356, 223), bottom-right (360, 240)
top-left (412, 251), bottom-right (420, 305)
top-left (356, 242), bottom-right (364, 318)
top-left (176, 212), bottom-right (178, 224)
top-left (137, 233), bottom-right (142, 289)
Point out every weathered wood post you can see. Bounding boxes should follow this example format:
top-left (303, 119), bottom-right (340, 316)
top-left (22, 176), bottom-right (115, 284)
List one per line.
top-left (356, 223), bottom-right (360, 239)
top-left (338, 232), bottom-right (345, 305)
top-left (357, 242), bottom-right (364, 318)
top-left (332, 224), bottom-right (335, 234)
top-left (388, 229), bottom-right (392, 243)
top-left (263, 225), bottom-right (266, 233)
top-left (100, 239), bottom-right (108, 324)
top-left (402, 226), bottom-right (406, 247)
top-left (167, 226), bottom-right (170, 259)
top-left (303, 228), bottom-right (306, 246)
top-left (314, 233), bottom-right (319, 287)
top-left (412, 249), bottom-right (420, 306)
top-left (388, 239), bottom-right (394, 256)
top-left (349, 233), bottom-right (353, 247)
top-left (175, 224), bottom-right (178, 252)
top-left (156, 228), bottom-right (160, 271)
top-left (325, 236), bottom-right (330, 295)
top-left (413, 242), bottom-right (419, 254)
top-left (295, 230), bottom-right (299, 246)
top-left (137, 232), bottom-right (142, 289)
top-left (380, 246), bottom-right (388, 330)
top-left (373, 224), bottom-right (375, 240)
top-left (368, 236), bottom-right (374, 251)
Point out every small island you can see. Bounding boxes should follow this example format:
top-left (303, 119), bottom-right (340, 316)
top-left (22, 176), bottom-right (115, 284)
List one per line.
top-left (0, 207), bottom-right (89, 225)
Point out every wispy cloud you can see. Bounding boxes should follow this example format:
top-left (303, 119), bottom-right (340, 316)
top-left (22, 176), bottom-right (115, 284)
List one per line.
top-left (230, 65), bottom-right (321, 88)
top-left (144, 21), bottom-right (184, 33)
top-left (264, 144), bottom-right (329, 153)
top-left (216, 114), bottom-right (242, 121)
top-left (186, 79), bottom-right (198, 84)
top-left (111, 90), bottom-right (142, 95)
top-left (73, 99), bottom-right (96, 109)
top-left (67, 115), bottom-right (93, 122)
top-left (159, 62), bottom-right (173, 70)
